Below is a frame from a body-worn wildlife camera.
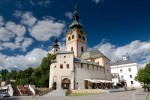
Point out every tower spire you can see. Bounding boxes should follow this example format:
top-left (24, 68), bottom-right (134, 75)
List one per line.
top-left (51, 37), bottom-right (60, 54)
top-left (69, 4), bottom-right (83, 29)
top-left (73, 4), bottom-right (79, 22)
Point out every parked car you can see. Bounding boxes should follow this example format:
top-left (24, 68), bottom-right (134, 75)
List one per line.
top-left (0, 92), bottom-right (10, 97)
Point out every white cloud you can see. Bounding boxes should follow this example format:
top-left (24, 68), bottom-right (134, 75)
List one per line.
top-left (29, 0), bottom-right (35, 6)
top-left (92, 0), bottom-right (104, 4)
top-left (15, 36), bottom-right (24, 43)
top-left (13, 10), bottom-right (22, 17)
top-left (37, 0), bottom-right (50, 7)
top-left (6, 21), bottom-right (26, 37)
top-left (0, 44), bottom-right (3, 50)
top-left (0, 17), bottom-right (31, 51)
top-left (29, 0), bottom-right (50, 7)
top-left (1, 37), bottom-right (33, 51)
top-left (0, 27), bottom-right (14, 41)
top-left (0, 48), bottom-right (47, 69)
top-left (92, 40), bottom-right (150, 68)
top-left (29, 20), bottom-right (65, 41)
top-left (21, 12), bottom-right (37, 26)
top-left (59, 42), bottom-right (66, 51)
top-left (21, 38), bottom-right (33, 51)
top-left (65, 12), bottom-right (73, 19)
top-left (2, 42), bottom-right (20, 50)
top-left (0, 16), bottom-right (4, 26)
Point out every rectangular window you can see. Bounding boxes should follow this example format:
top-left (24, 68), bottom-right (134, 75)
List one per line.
top-left (120, 69), bottom-right (123, 73)
top-left (128, 68), bottom-right (131, 72)
top-left (131, 81), bottom-right (134, 84)
top-left (130, 75), bottom-right (132, 78)
top-left (71, 47), bottom-right (73, 51)
top-left (66, 64), bottom-right (69, 69)
top-left (97, 66), bottom-right (98, 71)
top-left (93, 66), bottom-right (94, 71)
top-left (107, 69), bottom-right (108, 73)
top-left (60, 64), bottom-right (63, 69)
top-left (121, 75), bottom-right (124, 79)
top-left (64, 56), bottom-right (66, 58)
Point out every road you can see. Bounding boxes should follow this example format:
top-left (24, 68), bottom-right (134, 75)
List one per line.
top-left (1, 89), bottom-right (150, 100)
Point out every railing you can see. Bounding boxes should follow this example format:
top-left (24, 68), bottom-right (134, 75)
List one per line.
top-left (28, 85), bottom-right (35, 95)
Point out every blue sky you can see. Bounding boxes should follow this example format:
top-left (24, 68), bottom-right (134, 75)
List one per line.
top-left (0, 0), bottom-right (150, 70)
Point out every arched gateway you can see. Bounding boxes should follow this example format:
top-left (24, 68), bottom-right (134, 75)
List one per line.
top-left (62, 78), bottom-right (70, 89)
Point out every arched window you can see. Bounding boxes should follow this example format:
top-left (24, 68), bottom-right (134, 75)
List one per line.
top-left (82, 36), bottom-right (85, 40)
top-left (81, 47), bottom-right (84, 52)
top-left (80, 30), bottom-right (84, 34)
top-left (78, 34), bottom-right (81, 39)
top-left (68, 37), bottom-right (71, 41)
top-left (72, 35), bottom-right (74, 39)
top-left (71, 47), bottom-right (73, 51)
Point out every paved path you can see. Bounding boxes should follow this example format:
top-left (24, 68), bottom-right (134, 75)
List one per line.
top-left (42, 90), bottom-right (66, 97)
top-left (2, 89), bottom-right (150, 100)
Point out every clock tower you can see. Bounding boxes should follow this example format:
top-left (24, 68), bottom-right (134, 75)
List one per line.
top-left (66, 6), bottom-right (87, 58)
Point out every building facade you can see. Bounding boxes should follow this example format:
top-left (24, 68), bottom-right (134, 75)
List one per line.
top-left (49, 7), bottom-right (112, 90)
top-left (111, 57), bottom-right (141, 88)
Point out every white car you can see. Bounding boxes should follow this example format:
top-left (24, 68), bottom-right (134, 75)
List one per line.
top-left (0, 92), bottom-right (10, 97)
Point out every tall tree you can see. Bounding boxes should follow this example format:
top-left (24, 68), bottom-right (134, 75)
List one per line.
top-left (135, 63), bottom-right (150, 91)
top-left (0, 53), bottom-right (56, 87)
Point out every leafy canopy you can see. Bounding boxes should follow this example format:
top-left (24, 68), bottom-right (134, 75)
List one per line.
top-left (135, 63), bottom-right (150, 85)
top-left (0, 53), bottom-right (56, 87)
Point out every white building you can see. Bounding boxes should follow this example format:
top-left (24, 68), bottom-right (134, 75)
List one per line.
top-left (49, 7), bottom-right (112, 90)
top-left (110, 57), bottom-right (141, 88)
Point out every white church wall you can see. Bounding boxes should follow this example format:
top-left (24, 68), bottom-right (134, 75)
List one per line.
top-left (74, 63), bottom-right (106, 89)
top-left (49, 53), bottom-right (74, 89)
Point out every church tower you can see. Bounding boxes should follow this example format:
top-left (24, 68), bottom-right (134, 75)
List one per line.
top-left (66, 6), bottom-right (87, 58)
top-left (52, 38), bottom-right (60, 54)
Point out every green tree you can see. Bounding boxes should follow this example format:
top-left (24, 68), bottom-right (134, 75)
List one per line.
top-left (135, 63), bottom-right (150, 91)
top-left (0, 53), bottom-right (56, 88)
top-left (0, 69), bottom-right (9, 81)
top-left (37, 53), bottom-right (56, 87)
